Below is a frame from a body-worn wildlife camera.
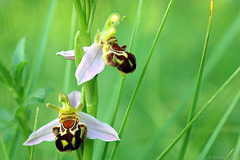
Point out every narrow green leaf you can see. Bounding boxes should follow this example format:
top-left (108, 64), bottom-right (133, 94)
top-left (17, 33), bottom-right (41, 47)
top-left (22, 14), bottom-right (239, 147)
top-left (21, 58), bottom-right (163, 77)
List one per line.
top-left (0, 135), bottom-right (9, 160)
top-left (224, 149), bottom-right (234, 160)
top-left (102, 0), bottom-right (143, 159)
top-left (109, 0), bottom-right (175, 159)
top-left (231, 134), bottom-right (240, 160)
top-left (74, 31), bottom-right (85, 66)
top-left (178, 1), bottom-right (214, 159)
top-left (14, 61), bottom-right (27, 85)
top-left (12, 37), bottom-right (26, 73)
top-left (198, 91), bottom-right (240, 160)
top-left (30, 107), bottom-right (39, 160)
top-left (26, 0), bottom-right (57, 96)
top-left (14, 107), bottom-right (31, 137)
top-left (13, 61), bottom-right (28, 98)
top-left (0, 59), bottom-right (14, 87)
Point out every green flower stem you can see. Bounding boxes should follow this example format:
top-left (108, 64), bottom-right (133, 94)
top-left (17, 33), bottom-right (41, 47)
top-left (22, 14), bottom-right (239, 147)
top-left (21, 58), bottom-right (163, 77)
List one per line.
top-left (75, 150), bottom-right (82, 160)
top-left (109, 0), bottom-right (174, 159)
top-left (224, 149), bottom-right (234, 160)
top-left (198, 91), bottom-right (240, 160)
top-left (74, 29), bottom-right (96, 159)
top-left (30, 107), bottom-right (39, 160)
top-left (83, 78), bottom-right (98, 117)
top-left (72, 0), bottom-right (90, 46)
top-left (156, 66), bottom-right (240, 160)
top-left (85, 0), bottom-right (90, 25)
top-left (178, 1), bottom-right (214, 159)
top-left (26, 0), bottom-right (57, 96)
top-left (87, 0), bottom-right (97, 32)
top-left (0, 135), bottom-right (9, 160)
top-left (73, 1), bottom-right (96, 159)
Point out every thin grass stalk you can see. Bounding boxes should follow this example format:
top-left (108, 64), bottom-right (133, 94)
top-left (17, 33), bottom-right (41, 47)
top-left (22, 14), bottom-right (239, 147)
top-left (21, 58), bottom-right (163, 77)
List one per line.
top-left (140, 9), bottom-right (240, 160)
top-left (101, 78), bottom-right (125, 160)
top-left (178, 1), bottom-right (214, 159)
top-left (63, 5), bottom-right (77, 93)
top-left (26, 0), bottom-right (57, 96)
top-left (224, 149), bottom-right (234, 160)
top-left (205, 11), bottom-right (240, 77)
top-left (111, 0), bottom-right (143, 128)
top-left (156, 66), bottom-right (240, 159)
top-left (0, 135), bottom-right (9, 160)
top-left (232, 134), bottom-right (240, 160)
top-left (101, 0), bottom-right (143, 159)
top-left (109, 0), bottom-right (174, 159)
top-left (198, 91), bottom-right (240, 160)
top-left (30, 107), bottom-right (39, 160)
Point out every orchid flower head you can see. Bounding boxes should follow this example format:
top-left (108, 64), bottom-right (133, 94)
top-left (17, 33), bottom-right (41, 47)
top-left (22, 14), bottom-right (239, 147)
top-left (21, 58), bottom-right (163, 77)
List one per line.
top-left (56, 13), bottom-right (136, 85)
top-left (23, 91), bottom-right (120, 152)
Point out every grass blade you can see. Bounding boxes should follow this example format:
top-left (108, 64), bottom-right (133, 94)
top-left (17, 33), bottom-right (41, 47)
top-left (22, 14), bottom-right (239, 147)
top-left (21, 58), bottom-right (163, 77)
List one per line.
top-left (178, 1), bottom-right (214, 159)
top-left (109, 0), bottom-right (175, 159)
top-left (224, 149), bottom-right (234, 160)
top-left (101, 0), bottom-right (143, 159)
top-left (0, 134), bottom-right (9, 160)
top-left (30, 107), bottom-right (39, 160)
top-left (26, 0), bottom-right (57, 96)
top-left (198, 91), bottom-right (240, 160)
top-left (140, 8), bottom-right (240, 160)
top-left (156, 66), bottom-right (240, 159)
top-left (231, 134), bottom-right (240, 160)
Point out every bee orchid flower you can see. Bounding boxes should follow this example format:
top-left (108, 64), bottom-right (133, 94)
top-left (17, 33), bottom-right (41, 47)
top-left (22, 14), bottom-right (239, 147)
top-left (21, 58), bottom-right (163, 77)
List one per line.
top-left (56, 13), bottom-right (136, 85)
top-left (23, 91), bottom-right (120, 152)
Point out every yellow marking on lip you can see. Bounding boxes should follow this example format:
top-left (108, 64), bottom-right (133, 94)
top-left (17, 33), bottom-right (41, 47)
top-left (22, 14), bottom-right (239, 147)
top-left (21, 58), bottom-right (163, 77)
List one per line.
top-left (72, 137), bottom-right (76, 148)
top-left (61, 140), bottom-right (68, 148)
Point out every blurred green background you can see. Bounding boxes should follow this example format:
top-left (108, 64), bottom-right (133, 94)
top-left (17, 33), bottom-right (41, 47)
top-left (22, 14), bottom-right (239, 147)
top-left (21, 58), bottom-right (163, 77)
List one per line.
top-left (1, 0), bottom-right (240, 159)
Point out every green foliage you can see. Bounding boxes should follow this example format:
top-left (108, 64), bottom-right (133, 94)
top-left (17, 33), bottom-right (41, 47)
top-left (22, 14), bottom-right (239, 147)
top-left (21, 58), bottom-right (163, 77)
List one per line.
top-left (0, 60), bottom-right (14, 88)
top-left (0, 108), bottom-right (12, 130)
top-left (1, 0), bottom-right (240, 159)
top-left (12, 37), bottom-right (26, 74)
top-left (23, 88), bottom-right (53, 106)
top-left (14, 107), bottom-right (31, 137)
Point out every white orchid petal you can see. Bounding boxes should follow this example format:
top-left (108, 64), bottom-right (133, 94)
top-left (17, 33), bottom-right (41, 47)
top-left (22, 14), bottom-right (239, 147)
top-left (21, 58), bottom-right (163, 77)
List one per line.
top-left (23, 118), bottom-right (60, 146)
top-left (75, 42), bottom-right (105, 85)
top-left (56, 50), bottom-right (75, 60)
top-left (79, 112), bottom-right (120, 141)
top-left (56, 47), bottom-right (89, 60)
top-left (68, 91), bottom-right (81, 108)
